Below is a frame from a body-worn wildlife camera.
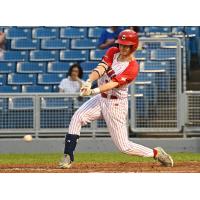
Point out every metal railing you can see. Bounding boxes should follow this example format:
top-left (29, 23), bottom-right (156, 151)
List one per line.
top-left (0, 93), bottom-right (109, 138)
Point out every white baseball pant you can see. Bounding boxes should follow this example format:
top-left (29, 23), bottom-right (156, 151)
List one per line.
top-left (69, 94), bottom-right (154, 157)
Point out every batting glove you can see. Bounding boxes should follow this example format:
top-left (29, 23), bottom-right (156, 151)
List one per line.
top-left (80, 88), bottom-right (100, 97)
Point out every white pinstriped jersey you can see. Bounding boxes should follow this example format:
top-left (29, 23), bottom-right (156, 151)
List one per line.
top-left (98, 47), bottom-right (139, 99)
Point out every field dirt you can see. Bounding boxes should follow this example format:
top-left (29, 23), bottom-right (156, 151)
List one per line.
top-left (0, 161), bottom-right (200, 173)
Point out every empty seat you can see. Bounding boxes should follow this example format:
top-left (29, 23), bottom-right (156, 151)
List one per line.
top-left (22, 85), bottom-right (52, 93)
top-left (8, 74), bottom-right (36, 85)
top-left (0, 86), bottom-right (21, 93)
top-left (88, 27), bottom-right (104, 38)
top-left (38, 73), bottom-right (65, 84)
top-left (1, 51), bottom-right (28, 61)
top-left (11, 39), bottom-right (39, 49)
top-left (17, 62), bottom-right (46, 73)
top-left (144, 26), bottom-right (171, 33)
top-left (41, 97), bottom-right (70, 109)
top-left (60, 50), bottom-right (88, 61)
top-left (4, 27), bottom-right (31, 39)
top-left (160, 41), bottom-right (178, 48)
top-left (90, 49), bottom-right (106, 60)
top-left (71, 39), bottom-right (98, 49)
top-left (171, 26), bottom-right (184, 34)
top-left (81, 61), bottom-right (99, 71)
top-left (136, 72), bottom-right (156, 83)
top-left (184, 27), bottom-right (199, 37)
top-left (140, 61), bottom-right (170, 72)
top-left (32, 27), bottom-right (59, 39)
top-left (135, 50), bottom-right (148, 61)
top-left (0, 74), bottom-right (7, 85)
top-left (60, 27), bottom-right (86, 38)
top-left (41, 39), bottom-right (69, 49)
top-left (8, 97), bottom-right (34, 110)
top-left (150, 49), bottom-right (176, 60)
top-left (135, 83), bottom-right (157, 105)
top-left (30, 50), bottom-right (58, 61)
top-left (0, 62), bottom-right (15, 73)
top-left (140, 61), bottom-right (170, 92)
top-left (48, 62), bottom-right (72, 73)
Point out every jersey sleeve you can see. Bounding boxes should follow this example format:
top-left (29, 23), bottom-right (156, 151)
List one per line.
top-left (101, 47), bottom-right (119, 67)
top-left (58, 79), bottom-right (65, 89)
top-left (111, 61), bottom-right (139, 86)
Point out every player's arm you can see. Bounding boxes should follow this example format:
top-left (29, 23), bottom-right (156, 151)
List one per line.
top-left (80, 62), bottom-right (108, 95)
top-left (81, 80), bottom-right (119, 96)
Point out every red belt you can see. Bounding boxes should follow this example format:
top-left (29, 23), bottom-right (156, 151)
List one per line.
top-left (101, 93), bottom-right (118, 99)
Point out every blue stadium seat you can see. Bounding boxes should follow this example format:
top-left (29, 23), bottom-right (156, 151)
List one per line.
top-left (184, 27), bottom-right (200, 37)
top-left (71, 39), bottom-right (98, 49)
top-left (41, 39), bottom-right (70, 49)
top-left (22, 85), bottom-right (52, 93)
top-left (60, 27), bottom-right (87, 38)
top-left (143, 42), bottom-right (161, 49)
top-left (135, 50), bottom-right (148, 61)
top-left (4, 27), bottom-right (31, 39)
top-left (90, 49), bottom-right (106, 60)
top-left (17, 62), bottom-right (46, 73)
top-left (60, 50), bottom-right (88, 61)
top-left (140, 61), bottom-right (170, 72)
top-left (0, 62), bottom-right (15, 73)
top-left (1, 51), bottom-right (28, 61)
top-left (30, 50), bottom-right (58, 61)
top-left (135, 83), bottom-right (157, 105)
top-left (82, 72), bottom-right (90, 80)
top-left (32, 27), bottom-right (59, 39)
top-left (0, 86), bottom-right (21, 93)
top-left (160, 41), bottom-right (178, 48)
top-left (38, 73), bottom-right (65, 84)
top-left (8, 97), bottom-right (34, 110)
top-left (171, 26), bottom-right (184, 34)
top-left (144, 26), bottom-right (171, 33)
top-left (47, 62), bottom-right (72, 73)
top-left (136, 72), bottom-right (156, 83)
top-left (11, 39), bottom-right (39, 49)
top-left (0, 74), bottom-right (7, 85)
top-left (88, 27), bottom-right (104, 38)
top-left (7, 74), bottom-right (36, 85)
top-left (140, 61), bottom-right (170, 92)
top-left (41, 97), bottom-right (71, 109)
top-left (81, 61), bottom-right (99, 71)
top-left (150, 49), bottom-right (176, 60)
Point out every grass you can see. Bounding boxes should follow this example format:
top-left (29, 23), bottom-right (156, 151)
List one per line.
top-left (0, 152), bottom-right (200, 164)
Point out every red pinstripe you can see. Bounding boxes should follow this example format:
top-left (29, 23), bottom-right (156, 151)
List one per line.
top-left (68, 95), bottom-right (154, 158)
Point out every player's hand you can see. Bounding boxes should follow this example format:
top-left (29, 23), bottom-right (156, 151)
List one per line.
top-left (80, 88), bottom-right (92, 96)
top-left (80, 79), bottom-right (92, 93)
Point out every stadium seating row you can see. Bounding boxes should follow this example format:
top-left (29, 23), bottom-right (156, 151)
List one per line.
top-left (2, 27), bottom-right (200, 39)
top-left (0, 48), bottom-right (177, 62)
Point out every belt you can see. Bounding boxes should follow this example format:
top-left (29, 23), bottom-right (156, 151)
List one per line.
top-left (101, 93), bottom-right (118, 99)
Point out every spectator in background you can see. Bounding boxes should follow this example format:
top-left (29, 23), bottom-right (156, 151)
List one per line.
top-left (98, 26), bottom-right (122, 49)
top-left (0, 32), bottom-right (6, 59)
top-left (127, 26), bottom-right (140, 33)
top-left (59, 64), bottom-right (84, 93)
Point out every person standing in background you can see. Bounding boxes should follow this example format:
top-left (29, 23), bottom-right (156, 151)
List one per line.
top-left (59, 64), bottom-right (84, 93)
top-left (98, 26), bottom-right (123, 49)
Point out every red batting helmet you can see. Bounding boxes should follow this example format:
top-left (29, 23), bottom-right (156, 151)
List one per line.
top-left (115, 29), bottom-right (139, 52)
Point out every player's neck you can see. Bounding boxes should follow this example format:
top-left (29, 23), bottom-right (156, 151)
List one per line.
top-left (118, 54), bottom-right (133, 62)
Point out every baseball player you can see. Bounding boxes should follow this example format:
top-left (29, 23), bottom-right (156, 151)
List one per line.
top-left (59, 29), bottom-right (174, 169)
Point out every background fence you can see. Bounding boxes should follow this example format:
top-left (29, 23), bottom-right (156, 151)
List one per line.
top-left (0, 27), bottom-right (200, 138)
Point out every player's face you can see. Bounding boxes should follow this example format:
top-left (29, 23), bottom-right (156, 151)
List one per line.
top-left (119, 44), bottom-right (132, 56)
top-left (70, 67), bottom-right (80, 80)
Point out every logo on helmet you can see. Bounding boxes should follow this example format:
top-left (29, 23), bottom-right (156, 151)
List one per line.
top-left (121, 35), bottom-right (126, 40)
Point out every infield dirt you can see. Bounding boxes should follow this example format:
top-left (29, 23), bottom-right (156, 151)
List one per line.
top-left (0, 161), bottom-right (199, 173)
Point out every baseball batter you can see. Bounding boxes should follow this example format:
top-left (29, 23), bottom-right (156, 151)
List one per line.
top-left (59, 29), bottom-right (173, 168)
